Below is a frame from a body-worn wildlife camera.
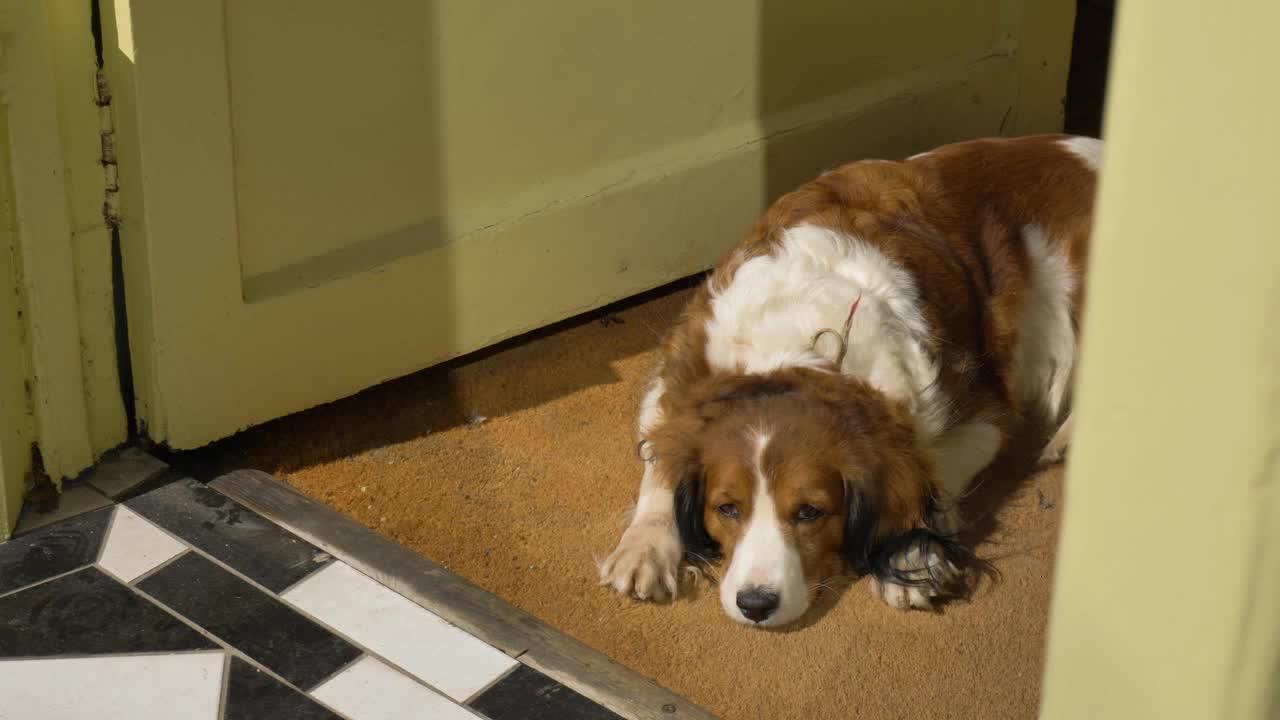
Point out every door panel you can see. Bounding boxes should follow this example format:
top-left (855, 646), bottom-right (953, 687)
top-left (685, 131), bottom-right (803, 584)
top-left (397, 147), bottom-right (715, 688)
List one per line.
top-left (103, 0), bottom-right (1072, 448)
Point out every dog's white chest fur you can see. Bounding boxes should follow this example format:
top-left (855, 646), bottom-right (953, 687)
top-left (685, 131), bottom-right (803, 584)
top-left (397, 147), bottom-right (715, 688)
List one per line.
top-left (702, 218), bottom-right (1079, 438)
top-left (702, 223), bottom-right (948, 438)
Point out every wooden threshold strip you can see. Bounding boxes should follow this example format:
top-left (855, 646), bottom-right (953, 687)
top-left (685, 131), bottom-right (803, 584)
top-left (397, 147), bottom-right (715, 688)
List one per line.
top-left (210, 469), bottom-right (716, 720)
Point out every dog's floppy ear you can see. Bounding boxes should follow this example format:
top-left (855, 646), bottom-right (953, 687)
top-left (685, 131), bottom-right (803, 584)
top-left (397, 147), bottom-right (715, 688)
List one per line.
top-left (645, 396), bottom-right (720, 566)
top-left (864, 526), bottom-right (987, 601)
top-left (841, 480), bottom-right (994, 601)
top-left (674, 469), bottom-right (719, 563)
top-left (841, 480), bottom-right (981, 598)
top-left (838, 428), bottom-right (992, 601)
top-left (838, 420), bottom-right (933, 575)
top-left (841, 486), bottom-right (879, 575)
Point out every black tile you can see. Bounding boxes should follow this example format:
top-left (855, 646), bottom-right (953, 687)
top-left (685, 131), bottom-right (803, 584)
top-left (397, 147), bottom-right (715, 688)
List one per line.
top-left (470, 665), bottom-right (623, 720)
top-left (0, 506), bottom-right (113, 595)
top-left (137, 552), bottom-right (360, 690)
top-left (125, 476), bottom-right (329, 592)
top-left (224, 657), bottom-right (343, 720)
top-left (0, 567), bottom-right (215, 656)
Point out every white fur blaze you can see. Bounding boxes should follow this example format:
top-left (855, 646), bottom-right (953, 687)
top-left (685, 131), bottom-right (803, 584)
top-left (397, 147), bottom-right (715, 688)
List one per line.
top-left (718, 433), bottom-right (810, 627)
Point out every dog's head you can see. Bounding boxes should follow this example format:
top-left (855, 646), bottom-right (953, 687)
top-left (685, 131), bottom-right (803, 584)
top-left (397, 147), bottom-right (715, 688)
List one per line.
top-left (647, 368), bottom-right (972, 627)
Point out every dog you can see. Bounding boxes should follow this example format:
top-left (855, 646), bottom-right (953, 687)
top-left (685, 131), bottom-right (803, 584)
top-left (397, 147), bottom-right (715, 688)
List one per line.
top-left (598, 134), bottom-right (1098, 627)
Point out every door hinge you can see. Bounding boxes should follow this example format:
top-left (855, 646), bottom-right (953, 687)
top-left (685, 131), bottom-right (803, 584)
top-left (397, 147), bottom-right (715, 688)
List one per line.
top-left (95, 68), bottom-right (120, 228)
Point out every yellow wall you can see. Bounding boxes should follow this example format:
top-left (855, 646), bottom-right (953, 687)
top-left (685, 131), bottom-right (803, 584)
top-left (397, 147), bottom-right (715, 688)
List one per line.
top-left (1040, 1), bottom-right (1280, 717)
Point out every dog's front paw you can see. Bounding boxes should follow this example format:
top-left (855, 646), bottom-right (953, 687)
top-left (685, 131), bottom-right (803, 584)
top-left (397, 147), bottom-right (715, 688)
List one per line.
top-left (869, 542), bottom-right (965, 611)
top-left (598, 522), bottom-right (681, 602)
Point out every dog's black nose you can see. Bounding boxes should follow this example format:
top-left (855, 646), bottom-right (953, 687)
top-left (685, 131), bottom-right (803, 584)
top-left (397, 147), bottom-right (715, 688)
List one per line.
top-left (736, 588), bottom-right (780, 622)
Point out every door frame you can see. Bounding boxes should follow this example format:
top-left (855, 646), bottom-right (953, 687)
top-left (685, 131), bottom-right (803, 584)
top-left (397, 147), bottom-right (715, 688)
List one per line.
top-left (0, 1), bottom-right (129, 538)
top-left (1039, 0), bottom-right (1280, 716)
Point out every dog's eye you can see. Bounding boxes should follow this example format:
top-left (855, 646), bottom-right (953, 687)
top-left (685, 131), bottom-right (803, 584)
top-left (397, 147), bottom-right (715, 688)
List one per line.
top-left (794, 505), bottom-right (824, 523)
top-left (716, 503), bottom-right (740, 519)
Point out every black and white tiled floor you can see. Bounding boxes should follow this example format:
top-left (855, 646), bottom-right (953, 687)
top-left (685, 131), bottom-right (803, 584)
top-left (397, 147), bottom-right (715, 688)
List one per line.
top-left (0, 465), bottom-right (621, 720)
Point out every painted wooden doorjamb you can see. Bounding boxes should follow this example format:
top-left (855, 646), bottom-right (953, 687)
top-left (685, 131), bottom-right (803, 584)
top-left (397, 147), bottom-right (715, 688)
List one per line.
top-left (0, 2), bottom-right (131, 538)
top-left (0, 134), bottom-right (34, 539)
top-left (1040, 1), bottom-right (1280, 717)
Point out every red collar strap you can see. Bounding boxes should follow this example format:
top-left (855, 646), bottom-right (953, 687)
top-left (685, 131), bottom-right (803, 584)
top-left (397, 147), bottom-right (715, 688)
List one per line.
top-left (810, 290), bottom-right (862, 367)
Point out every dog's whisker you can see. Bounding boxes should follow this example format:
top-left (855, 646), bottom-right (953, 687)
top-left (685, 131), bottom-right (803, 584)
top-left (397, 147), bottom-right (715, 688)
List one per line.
top-left (684, 552), bottom-right (723, 583)
top-left (809, 575), bottom-right (851, 595)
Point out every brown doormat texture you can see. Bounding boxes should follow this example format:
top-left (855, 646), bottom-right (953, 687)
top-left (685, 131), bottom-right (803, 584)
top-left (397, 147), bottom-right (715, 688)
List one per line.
top-left (224, 284), bottom-right (1064, 720)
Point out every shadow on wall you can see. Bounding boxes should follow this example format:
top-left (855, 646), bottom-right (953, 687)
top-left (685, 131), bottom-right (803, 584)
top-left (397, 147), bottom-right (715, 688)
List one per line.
top-left (756, 1), bottom-right (923, 204)
top-left (171, 278), bottom-right (699, 479)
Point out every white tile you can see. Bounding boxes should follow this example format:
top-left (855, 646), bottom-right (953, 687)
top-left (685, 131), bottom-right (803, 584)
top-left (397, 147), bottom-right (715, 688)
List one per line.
top-left (283, 562), bottom-right (516, 701)
top-left (98, 506), bottom-right (189, 583)
top-left (312, 655), bottom-right (477, 720)
top-left (0, 651), bottom-right (224, 720)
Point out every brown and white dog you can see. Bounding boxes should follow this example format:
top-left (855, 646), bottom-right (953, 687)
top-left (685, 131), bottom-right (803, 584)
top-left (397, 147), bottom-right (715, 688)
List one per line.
top-left (598, 134), bottom-right (1098, 627)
